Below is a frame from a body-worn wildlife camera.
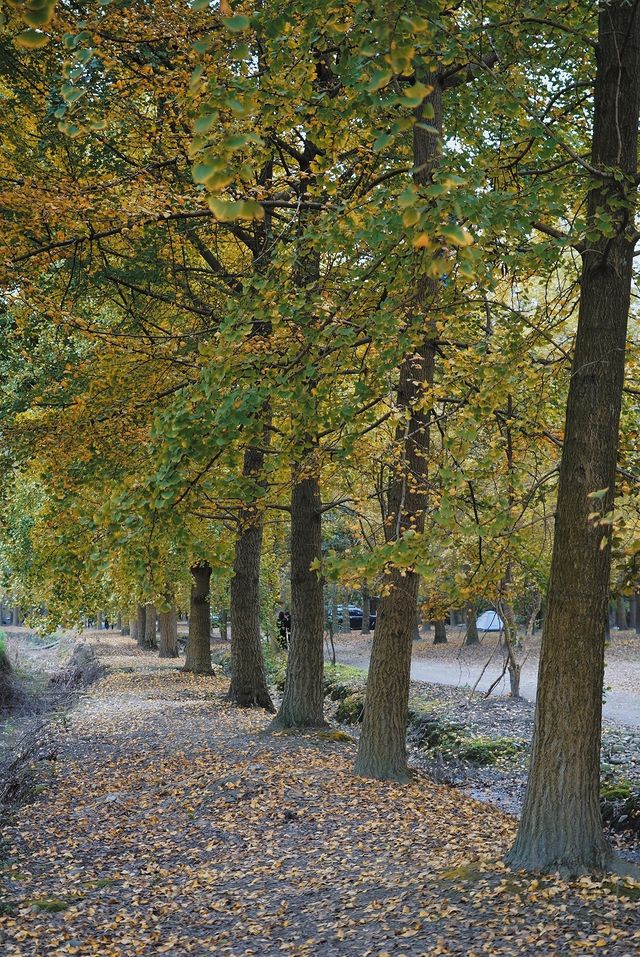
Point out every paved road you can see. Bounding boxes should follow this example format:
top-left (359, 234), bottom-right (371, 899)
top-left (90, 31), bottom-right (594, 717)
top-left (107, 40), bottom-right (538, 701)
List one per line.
top-left (337, 646), bottom-right (640, 729)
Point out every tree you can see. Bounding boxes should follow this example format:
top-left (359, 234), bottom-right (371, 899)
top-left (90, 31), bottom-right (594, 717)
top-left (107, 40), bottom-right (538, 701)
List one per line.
top-left (509, 0), bottom-right (640, 876)
top-left (184, 562), bottom-right (213, 676)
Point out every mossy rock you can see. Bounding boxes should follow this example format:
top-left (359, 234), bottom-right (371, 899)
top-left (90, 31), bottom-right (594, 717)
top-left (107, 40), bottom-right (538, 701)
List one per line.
top-left (335, 692), bottom-right (365, 724)
top-left (456, 736), bottom-right (525, 765)
top-left (601, 779), bottom-right (640, 833)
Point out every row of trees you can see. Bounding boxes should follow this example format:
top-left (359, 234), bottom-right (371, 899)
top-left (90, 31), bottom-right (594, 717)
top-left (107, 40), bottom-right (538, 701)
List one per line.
top-left (2, 0), bottom-right (640, 875)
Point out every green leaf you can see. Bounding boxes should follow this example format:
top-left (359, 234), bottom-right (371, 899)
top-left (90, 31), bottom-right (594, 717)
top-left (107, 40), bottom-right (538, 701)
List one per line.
top-left (194, 112), bottom-right (219, 135)
top-left (441, 224), bottom-right (473, 247)
top-left (15, 29), bottom-right (50, 49)
top-left (222, 15), bottom-right (251, 31)
top-left (367, 69), bottom-right (393, 92)
top-left (208, 197), bottom-right (264, 221)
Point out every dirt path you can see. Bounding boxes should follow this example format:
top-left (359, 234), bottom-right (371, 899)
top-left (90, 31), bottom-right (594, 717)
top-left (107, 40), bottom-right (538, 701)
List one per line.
top-left (334, 632), bottom-right (640, 729)
top-left (1, 633), bottom-right (639, 956)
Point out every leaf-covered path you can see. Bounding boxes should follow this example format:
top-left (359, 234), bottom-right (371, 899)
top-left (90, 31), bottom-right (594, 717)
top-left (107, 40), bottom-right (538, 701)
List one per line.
top-left (1, 634), bottom-right (640, 956)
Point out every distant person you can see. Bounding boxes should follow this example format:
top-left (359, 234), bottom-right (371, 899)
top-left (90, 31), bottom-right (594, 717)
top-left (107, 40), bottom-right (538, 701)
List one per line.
top-left (283, 610), bottom-right (291, 645)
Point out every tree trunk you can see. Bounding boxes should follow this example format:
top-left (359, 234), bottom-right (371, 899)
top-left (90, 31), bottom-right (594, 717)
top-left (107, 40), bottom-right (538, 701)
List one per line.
top-left (120, 615), bottom-right (130, 636)
top-left (635, 593), bottom-right (640, 634)
top-left (464, 604), bottom-right (480, 646)
top-left (354, 72), bottom-right (441, 782)
top-left (129, 616), bottom-right (138, 642)
top-left (433, 619), bottom-right (447, 644)
top-left (136, 604), bottom-right (146, 648)
top-left (11, 607), bottom-right (20, 626)
top-left (508, 1), bottom-right (640, 875)
top-left (158, 607), bottom-right (179, 658)
top-left (184, 563), bottom-right (213, 675)
top-left (143, 603), bottom-right (157, 650)
top-left (219, 608), bottom-right (228, 642)
top-left (616, 594), bottom-right (627, 630)
top-left (630, 593), bottom-right (637, 632)
top-left (361, 585), bottom-right (371, 635)
top-left (229, 447), bottom-right (274, 710)
top-left (273, 475), bottom-right (325, 728)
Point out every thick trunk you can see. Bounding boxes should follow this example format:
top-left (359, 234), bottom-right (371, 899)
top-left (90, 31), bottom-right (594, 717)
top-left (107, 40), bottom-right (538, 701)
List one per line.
top-left (136, 604), bottom-right (146, 648)
top-left (219, 608), bottom-right (228, 642)
top-left (184, 563), bottom-right (213, 675)
top-left (508, 2), bottom-right (640, 875)
top-left (464, 604), bottom-right (480, 645)
top-left (616, 594), bottom-right (627, 630)
top-left (143, 603), bottom-right (157, 650)
top-left (11, 607), bottom-right (20, 626)
top-left (635, 593), bottom-right (640, 634)
top-left (361, 585), bottom-right (371, 635)
top-left (229, 448), bottom-right (274, 710)
top-left (433, 619), bottom-right (447, 645)
top-left (129, 616), bottom-right (138, 642)
top-left (158, 607), bottom-right (179, 658)
top-left (354, 74), bottom-right (441, 781)
top-left (273, 475), bottom-right (325, 728)
top-left (120, 615), bottom-right (130, 636)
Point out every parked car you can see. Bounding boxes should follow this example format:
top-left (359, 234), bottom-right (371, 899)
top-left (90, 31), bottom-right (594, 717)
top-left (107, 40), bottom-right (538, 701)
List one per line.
top-left (328, 605), bottom-right (376, 630)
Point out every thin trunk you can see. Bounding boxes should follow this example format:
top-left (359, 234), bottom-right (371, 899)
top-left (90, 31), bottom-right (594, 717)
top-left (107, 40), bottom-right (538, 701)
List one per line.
top-left (509, 1), bottom-right (640, 875)
top-left (136, 604), bottom-right (146, 648)
top-left (143, 603), bottom-right (157, 650)
top-left (184, 563), bottom-right (213, 675)
top-left (354, 73), bottom-right (441, 781)
top-left (219, 608), bottom-right (228, 642)
top-left (616, 594), bottom-right (627, 630)
top-left (433, 619), bottom-right (447, 645)
top-left (158, 607), bottom-right (179, 658)
top-left (498, 599), bottom-right (521, 699)
top-left (273, 475), bottom-right (325, 728)
top-left (229, 448), bottom-right (273, 710)
top-left (129, 616), bottom-right (138, 642)
top-left (361, 585), bottom-right (371, 635)
top-left (526, 589), bottom-right (542, 638)
top-left (629, 593), bottom-right (637, 632)
top-left (464, 604), bottom-right (480, 646)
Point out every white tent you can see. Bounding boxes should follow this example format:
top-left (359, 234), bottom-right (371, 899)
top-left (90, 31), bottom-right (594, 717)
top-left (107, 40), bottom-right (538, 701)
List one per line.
top-left (475, 610), bottom-right (503, 632)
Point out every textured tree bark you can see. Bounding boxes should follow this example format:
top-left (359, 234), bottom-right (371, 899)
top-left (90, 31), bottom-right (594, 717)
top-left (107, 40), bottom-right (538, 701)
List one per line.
top-left (630, 593), bottom-right (637, 632)
top-left (143, 603), bottom-right (157, 650)
top-left (433, 619), bottom-right (447, 644)
top-left (229, 448), bottom-right (274, 710)
top-left (635, 593), bottom-right (640, 634)
top-left (158, 607), bottom-right (179, 658)
top-left (361, 585), bottom-right (371, 635)
top-left (508, 1), bottom-right (640, 875)
top-left (354, 74), bottom-right (441, 781)
top-left (129, 616), bottom-right (138, 642)
top-left (616, 594), bottom-right (628, 630)
top-left (136, 604), bottom-right (146, 648)
top-left (184, 563), bottom-right (213, 675)
top-left (273, 474), bottom-right (325, 728)
top-left (464, 604), bottom-right (480, 645)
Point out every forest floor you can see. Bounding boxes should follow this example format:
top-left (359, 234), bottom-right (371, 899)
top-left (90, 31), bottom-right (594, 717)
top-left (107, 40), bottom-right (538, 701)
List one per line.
top-left (1, 631), bottom-right (640, 956)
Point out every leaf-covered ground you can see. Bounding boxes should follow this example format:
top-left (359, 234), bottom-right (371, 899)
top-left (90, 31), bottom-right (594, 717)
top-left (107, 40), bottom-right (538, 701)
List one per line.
top-left (1, 634), bottom-right (640, 956)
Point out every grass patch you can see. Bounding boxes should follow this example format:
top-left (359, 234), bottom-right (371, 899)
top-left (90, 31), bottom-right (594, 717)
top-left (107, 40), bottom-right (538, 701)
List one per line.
top-left (30, 897), bottom-right (71, 912)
